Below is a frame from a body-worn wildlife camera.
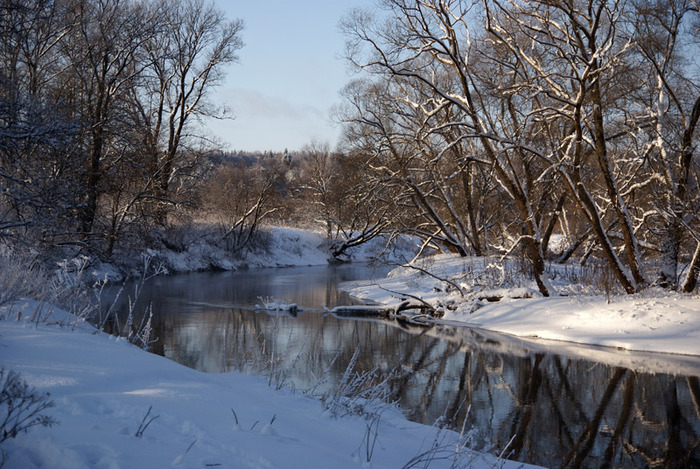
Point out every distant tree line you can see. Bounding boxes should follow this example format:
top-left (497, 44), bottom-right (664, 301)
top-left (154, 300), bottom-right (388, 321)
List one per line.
top-left (333, 0), bottom-right (700, 294)
top-left (1, 0), bottom-right (243, 257)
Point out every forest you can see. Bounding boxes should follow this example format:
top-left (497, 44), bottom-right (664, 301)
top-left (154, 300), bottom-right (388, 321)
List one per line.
top-left (2, 0), bottom-right (700, 296)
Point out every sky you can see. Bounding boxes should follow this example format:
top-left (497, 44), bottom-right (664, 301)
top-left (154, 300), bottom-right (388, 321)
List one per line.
top-left (206, 0), bottom-right (373, 153)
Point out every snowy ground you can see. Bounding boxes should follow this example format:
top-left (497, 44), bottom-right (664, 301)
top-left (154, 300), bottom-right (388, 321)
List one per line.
top-left (0, 301), bottom-right (539, 469)
top-left (3, 229), bottom-right (699, 467)
top-left (97, 226), bottom-right (411, 281)
top-left (344, 254), bottom-right (700, 358)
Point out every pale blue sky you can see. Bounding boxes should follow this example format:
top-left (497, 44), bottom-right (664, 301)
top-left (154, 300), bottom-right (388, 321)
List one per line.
top-left (207, 1), bottom-right (372, 152)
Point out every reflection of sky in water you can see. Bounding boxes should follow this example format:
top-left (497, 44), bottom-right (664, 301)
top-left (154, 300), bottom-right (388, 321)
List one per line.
top-left (104, 265), bottom-right (700, 469)
top-left (114, 264), bottom-right (390, 312)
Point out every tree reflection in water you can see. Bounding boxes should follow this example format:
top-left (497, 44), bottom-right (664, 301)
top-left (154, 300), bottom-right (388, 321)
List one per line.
top-left (105, 267), bottom-right (700, 468)
top-left (150, 309), bottom-right (699, 468)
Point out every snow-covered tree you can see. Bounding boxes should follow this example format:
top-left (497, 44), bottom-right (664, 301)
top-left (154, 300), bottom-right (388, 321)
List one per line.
top-left (340, 1), bottom-right (557, 295)
top-left (1, 0), bottom-right (244, 257)
top-left (0, 0), bottom-right (81, 244)
top-left (628, 0), bottom-right (700, 291)
top-left (339, 0), bottom-right (700, 294)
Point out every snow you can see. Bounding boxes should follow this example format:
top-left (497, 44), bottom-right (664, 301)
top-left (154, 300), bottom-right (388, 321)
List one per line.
top-left (4, 232), bottom-right (700, 467)
top-left (461, 293), bottom-right (699, 355)
top-left (0, 300), bottom-right (540, 469)
top-left (344, 254), bottom-right (700, 358)
top-left (241, 227), bottom-right (331, 268)
top-left (254, 298), bottom-right (299, 313)
top-left (93, 227), bottom-right (404, 282)
top-left (140, 227), bottom-right (332, 277)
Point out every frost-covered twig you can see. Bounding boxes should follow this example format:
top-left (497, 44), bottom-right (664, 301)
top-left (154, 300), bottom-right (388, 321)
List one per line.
top-left (131, 305), bottom-right (156, 350)
top-left (402, 404), bottom-right (480, 468)
top-left (305, 352), bottom-right (340, 397)
top-left (0, 249), bottom-right (48, 307)
top-left (323, 348), bottom-right (397, 419)
top-left (98, 257), bottom-right (159, 350)
top-left (52, 256), bottom-right (101, 329)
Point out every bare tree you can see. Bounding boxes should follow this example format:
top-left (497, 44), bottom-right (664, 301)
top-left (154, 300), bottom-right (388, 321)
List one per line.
top-left (134, 0), bottom-right (243, 211)
top-left (629, 0), bottom-right (700, 290)
top-left (296, 141), bottom-right (339, 238)
top-left (341, 1), bottom-right (556, 295)
top-left (482, 0), bottom-right (653, 293)
top-left (59, 0), bottom-right (154, 238)
top-left (337, 0), bottom-right (700, 294)
top-left (204, 159), bottom-right (282, 253)
top-left (1, 0), bottom-right (245, 258)
top-left (94, 0), bottom-right (244, 254)
top-left (0, 0), bottom-right (81, 243)
top-left (328, 148), bottom-right (391, 260)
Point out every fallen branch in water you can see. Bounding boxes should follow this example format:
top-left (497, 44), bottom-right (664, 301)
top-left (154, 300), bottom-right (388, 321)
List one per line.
top-left (324, 301), bottom-right (438, 325)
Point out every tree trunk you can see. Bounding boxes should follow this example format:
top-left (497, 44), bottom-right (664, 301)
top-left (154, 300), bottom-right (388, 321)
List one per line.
top-left (461, 165), bottom-right (483, 256)
top-left (659, 218), bottom-right (682, 288)
top-left (681, 241), bottom-right (700, 293)
top-left (541, 193), bottom-right (566, 257)
top-left (566, 166), bottom-right (637, 294)
top-left (80, 118), bottom-right (104, 237)
top-left (667, 95), bottom-right (700, 291)
top-left (590, 76), bottom-right (645, 289)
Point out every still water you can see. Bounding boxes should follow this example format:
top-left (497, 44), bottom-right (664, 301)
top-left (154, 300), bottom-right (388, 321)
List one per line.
top-left (104, 264), bottom-right (700, 468)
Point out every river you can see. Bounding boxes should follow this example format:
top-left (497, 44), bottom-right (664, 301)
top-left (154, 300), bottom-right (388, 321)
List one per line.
top-left (102, 263), bottom-right (700, 468)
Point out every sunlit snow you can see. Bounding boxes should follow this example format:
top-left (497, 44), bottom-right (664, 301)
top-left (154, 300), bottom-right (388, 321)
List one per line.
top-left (2, 228), bottom-right (699, 467)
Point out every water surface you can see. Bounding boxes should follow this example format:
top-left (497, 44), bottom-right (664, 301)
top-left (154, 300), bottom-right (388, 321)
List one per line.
top-left (104, 264), bottom-right (700, 468)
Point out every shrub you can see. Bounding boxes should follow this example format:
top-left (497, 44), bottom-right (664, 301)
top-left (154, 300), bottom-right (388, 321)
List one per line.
top-left (0, 248), bottom-right (50, 307)
top-left (0, 368), bottom-right (58, 443)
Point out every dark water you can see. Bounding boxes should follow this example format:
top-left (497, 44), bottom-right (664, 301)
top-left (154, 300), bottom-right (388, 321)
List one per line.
top-left (103, 264), bottom-right (700, 468)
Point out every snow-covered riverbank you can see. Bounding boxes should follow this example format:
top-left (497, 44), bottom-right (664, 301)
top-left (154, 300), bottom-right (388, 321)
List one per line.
top-left (95, 226), bottom-right (411, 281)
top-left (111, 227), bottom-right (700, 359)
top-left (344, 254), bottom-right (700, 358)
top-left (3, 229), bottom-right (700, 467)
top-left (0, 301), bottom-right (540, 469)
